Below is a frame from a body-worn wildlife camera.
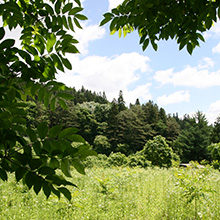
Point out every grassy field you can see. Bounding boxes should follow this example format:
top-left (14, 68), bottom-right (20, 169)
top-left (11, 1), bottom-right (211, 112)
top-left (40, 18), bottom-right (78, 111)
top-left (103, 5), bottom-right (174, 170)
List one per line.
top-left (0, 166), bottom-right (220, 219)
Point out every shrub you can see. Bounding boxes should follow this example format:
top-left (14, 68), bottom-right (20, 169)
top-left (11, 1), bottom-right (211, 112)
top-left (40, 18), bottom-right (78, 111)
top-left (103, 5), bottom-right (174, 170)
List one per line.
top-left (141, 135), bottom-right (173, 168)
top-left (84, 154), bottom-right (110, 168)
top-left (127, 154), bottom-right (151, 168)
top-left (108, 152), bottom-right (128, 167)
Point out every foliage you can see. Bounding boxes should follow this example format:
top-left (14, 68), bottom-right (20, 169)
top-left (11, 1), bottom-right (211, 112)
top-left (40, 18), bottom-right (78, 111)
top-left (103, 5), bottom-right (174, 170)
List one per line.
top-left (127, 153), bottom-right (151, 168)
top-left (1, 167), bottom-right (220, 219)
top-left (141, 135), bottom-right (173, 168)
top-left (101, 0), bottom-right (219, 54)
top-left (210, 115), bottom-right (220, 143)
top-left (93, 135), bottom-right (111, 155)
top-left (0, 0), bottom-right (98, 200)
top-left (208, 142), bottom-right (220, 161)
top-left (175, 167), bottom-right (214, 219)
top-left (174, 111), bottom-right (211, 162)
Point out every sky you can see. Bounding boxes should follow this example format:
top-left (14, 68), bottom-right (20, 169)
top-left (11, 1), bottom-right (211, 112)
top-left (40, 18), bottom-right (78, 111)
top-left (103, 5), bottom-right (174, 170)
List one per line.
top-left (3, 0), bottom-right (220, 124)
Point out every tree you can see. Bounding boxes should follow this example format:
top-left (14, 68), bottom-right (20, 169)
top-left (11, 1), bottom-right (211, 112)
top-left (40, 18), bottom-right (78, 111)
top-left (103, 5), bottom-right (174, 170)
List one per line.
top-left (0, 0), bottom-right (96, 201)
top-left (93, 135), bottom-right (111, 155)
top-left (207, 142), bottom-right (220, 161)
top-left (101, 0), bottom-right (219, 54)
top-left (174, 111), bottom-right (211, 162)
top-left (141, 135), bottom-right (173, 168)
top-left (117, 90), bottom-right (126, 112)
top-left (210, 116), bottom-right (220, 143)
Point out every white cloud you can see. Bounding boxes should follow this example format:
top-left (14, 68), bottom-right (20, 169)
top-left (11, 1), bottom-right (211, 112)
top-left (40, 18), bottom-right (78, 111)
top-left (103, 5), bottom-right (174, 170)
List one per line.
top-left (108, 0), bottom-right (124, 10)
top-left (198, 57), bottom-right (214, 69)
top-left (74, 24), bottom-right (106, 54)
top-left (57, 52), bottom-right (151, 103)
top-left (124, 83), bottom-right (152, 105)
top-left (157, 90), bottom-right (190, 106)
top-left (154, 64), bottom-right (220, 88)
top-left (206, 100), bottom-right (220, 124)
top-left (212, 42), bottom-right (220, 54)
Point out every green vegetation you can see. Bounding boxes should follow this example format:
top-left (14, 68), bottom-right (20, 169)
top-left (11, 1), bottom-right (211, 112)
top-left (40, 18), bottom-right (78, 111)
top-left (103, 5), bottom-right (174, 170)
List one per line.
top-left (1, 166), bottom-right (220, 219)
top-left (101, 0), bottom-right (220, 54)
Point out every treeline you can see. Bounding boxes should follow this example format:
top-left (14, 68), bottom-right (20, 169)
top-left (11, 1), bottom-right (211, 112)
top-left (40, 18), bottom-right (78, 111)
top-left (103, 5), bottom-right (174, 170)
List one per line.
top-left (26, 87), bottom-right (220, 163)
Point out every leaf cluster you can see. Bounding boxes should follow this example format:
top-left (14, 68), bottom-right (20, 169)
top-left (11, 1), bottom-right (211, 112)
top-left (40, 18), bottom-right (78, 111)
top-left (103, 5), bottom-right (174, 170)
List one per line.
top-left (101, 0), bottom-right (219, 54)
top-left (0, 0), bottom-right (95, 201)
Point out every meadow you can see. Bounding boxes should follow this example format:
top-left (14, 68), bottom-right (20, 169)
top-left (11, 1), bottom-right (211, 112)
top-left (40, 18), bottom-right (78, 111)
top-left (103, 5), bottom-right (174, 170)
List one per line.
top-left (0, 166), bottom-right (220, 220)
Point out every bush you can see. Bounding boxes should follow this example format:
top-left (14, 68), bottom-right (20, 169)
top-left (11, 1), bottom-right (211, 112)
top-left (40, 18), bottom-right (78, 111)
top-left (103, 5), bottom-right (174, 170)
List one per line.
top-left (141, 135), bottom-right (173, 168)
top-left (127, 154), bottom-right (151, 168)
top-left (108, 152), bottom-right (128, 167)
top-left (208, 143), bottom-right (220, 161)
top-left (211, 160), bottom-right (220, 170)
top-left (84, 154), bottom-right (110, 168)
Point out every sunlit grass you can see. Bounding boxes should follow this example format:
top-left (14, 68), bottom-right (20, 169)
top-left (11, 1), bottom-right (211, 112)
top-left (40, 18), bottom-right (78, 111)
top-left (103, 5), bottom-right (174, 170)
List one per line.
top-left (0, 167), bottom-right (220, 219)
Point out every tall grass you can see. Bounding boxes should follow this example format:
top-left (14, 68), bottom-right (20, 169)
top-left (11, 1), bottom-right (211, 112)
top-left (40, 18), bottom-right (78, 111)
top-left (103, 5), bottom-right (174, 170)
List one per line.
top-left (0, 167), bottom-right (220, 219)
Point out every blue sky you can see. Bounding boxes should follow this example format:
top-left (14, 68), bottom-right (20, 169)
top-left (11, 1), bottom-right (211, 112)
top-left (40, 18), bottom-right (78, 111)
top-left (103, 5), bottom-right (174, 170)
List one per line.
top-left (56, 0), bottom-right (220, 124)
top-left (57, 0), bottom-right (220, 124)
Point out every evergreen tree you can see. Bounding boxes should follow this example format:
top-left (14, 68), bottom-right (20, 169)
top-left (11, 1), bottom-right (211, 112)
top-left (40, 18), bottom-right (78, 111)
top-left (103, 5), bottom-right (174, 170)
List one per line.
top-left (174, 111), bottom-right (211, 162)
top-left (210, 116), bottom-right (220, 143)
top-left (117, 90), bottom-right (126, 112)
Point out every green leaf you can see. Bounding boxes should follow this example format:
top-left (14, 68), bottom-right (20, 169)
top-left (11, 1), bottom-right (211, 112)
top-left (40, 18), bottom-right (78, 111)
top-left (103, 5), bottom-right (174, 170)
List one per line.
top-left (63, 44), bottom-right (79, 54)
top-left (62, 16), bottom-right (69, 29)
top-left (44, 91), bottom-right (52, 108)
top-left (142, 38), bottom-right (149, 51)
top-left (56, 92), bottom-right (74, 100)
top-left (37, 122), bottom-right (48, 140)
top-left (15, 167), bottom-right (26, 182)
top-left (75, 14), bottom-right (88, 20)
top-left (68, 17), bottom-right (74, 31)
top-left (51, 53), bottom-right (64, 72)
top-left (187, 43), bottom-right (193, 55)
top-left (59, 187), bottom-right (71, 201)
top-left (0, 39), bottom-right (15, 49)
top-left (51, 185), bottom-right (61, 199)
top-left (68, 134), bottom-right (85, 143)
top-left (33, 141), bottom-right (42, 156)
top-left (0, 168), bottom-right (8, 181)
top-left (43, 139), bottom-right (52, 153)
top-left (46, 33), bottom-right (56, 53)
top-left (38, 166), bottom-right (55, 176)
top-left (72, 158), bottom-right (85, 175)
top-left (74, 18), bottom-right (82, 29)
top-left (49, 157), bottom-right (60, 169)
top-left (61, 158), bottom-right (72, 177)
top-left (62, 3), bottom-right (73, 14)
top-left (74, 0), bottom-right (81, 6)
top-left (197, 33), bottom-right (205, 42)
top-left (59, 56), bottom-right (72, 70)
top-left (31, 83), bottom-right (41, 97)
top-left (58, 99), bottom-right (68, 109)
top-left (43, 181), bottom-right (51, 199)
top-left (25, 172), bottom-right (35, 189)
top-left (33, 176), bottom-right (42, 195)
top-left (100, 17), bottom-right (112, 26)
top-left (58, 127), bottom-right (79, 139)
top-left (29, 159), bottom-right (43, 170)
top-left (50, 97), bottom-right (56, 111)
top-left (63, 147), bottom-right (78, 157)
top-left (26, 127), bottom-right (37, 142)
top-left (49, 125), bottom-right (63, 139)
top-left (55, 0), bottom-right (61, 14)
top-left (68, 7), bottom-right (83, 15)
top-left (0, 27), bottom-right (5, 40)
top-left (38, 86), bottom-right (46, 102)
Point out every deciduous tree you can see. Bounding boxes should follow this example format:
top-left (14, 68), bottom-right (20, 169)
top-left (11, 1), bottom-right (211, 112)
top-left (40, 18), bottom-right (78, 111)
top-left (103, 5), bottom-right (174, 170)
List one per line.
top-left (101, 0), bottom-right (219, 54)
top-left (0, 0), bottom-right (95, 200)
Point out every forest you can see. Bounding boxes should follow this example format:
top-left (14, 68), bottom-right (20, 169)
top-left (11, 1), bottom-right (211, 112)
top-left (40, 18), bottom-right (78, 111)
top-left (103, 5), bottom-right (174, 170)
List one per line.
top-left (26, 87), bottom-right (220, 166)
